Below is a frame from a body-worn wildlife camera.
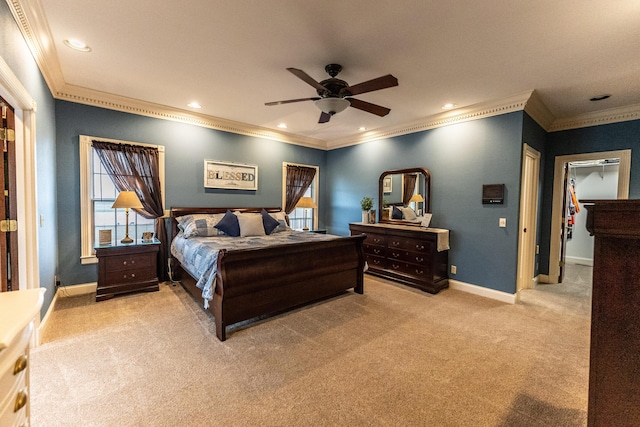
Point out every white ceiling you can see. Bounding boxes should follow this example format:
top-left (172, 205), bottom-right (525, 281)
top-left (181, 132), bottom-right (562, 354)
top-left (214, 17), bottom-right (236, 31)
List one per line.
top-left (12, 0), bottom-right (640, 146)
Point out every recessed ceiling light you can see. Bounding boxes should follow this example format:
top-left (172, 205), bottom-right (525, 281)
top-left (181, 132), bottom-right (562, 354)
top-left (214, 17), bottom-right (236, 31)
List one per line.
top-left (590, 94), bottom-right (611, 102)
top-left (442, 103), bottom-right (456, 110)
top-left (359, 127), bottom-right (366, 131)
top-left (63, 39), bottom-right (91, 52)
top-left (277, 123), bottom-right (287, 129)
top-left (187, 102), bottom-right (202, 109)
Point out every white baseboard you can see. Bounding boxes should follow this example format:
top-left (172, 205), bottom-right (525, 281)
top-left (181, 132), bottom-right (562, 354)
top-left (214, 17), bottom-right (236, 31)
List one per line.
top-left (38, 282), bottom-right (97, 344)
top-left (565, 256), bottom-right (594, 266)
top-left (449, 279), bottom-right (517, 304)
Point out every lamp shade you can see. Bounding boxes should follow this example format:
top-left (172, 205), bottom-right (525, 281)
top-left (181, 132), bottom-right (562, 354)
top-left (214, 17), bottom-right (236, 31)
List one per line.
top-left (296, 196), bottom-right (317, 209)
top-left (111, 191), bottom-right (143, 209)
top-left (409, 194), bottom-right (424, 203)
top-left (314, 98), bottom-right (350, 115)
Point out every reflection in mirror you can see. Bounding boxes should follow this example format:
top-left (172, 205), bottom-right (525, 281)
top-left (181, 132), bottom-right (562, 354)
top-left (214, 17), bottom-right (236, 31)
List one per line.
top-left (378, 168), bottom-right (431, 226)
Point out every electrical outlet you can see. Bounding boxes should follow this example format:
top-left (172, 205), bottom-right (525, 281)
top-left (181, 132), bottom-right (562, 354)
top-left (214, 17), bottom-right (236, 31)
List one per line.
top-left (499, 218), bottom-right (507, 227)
top-left (451, 265), bottom-right (457, 274)
top-left (54, 275), bottom-right (61, 288)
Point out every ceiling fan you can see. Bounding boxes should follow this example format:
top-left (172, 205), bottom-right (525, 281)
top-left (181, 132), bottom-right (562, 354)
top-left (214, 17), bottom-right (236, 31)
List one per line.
top-left (265, 64), bottom-right (398, 124)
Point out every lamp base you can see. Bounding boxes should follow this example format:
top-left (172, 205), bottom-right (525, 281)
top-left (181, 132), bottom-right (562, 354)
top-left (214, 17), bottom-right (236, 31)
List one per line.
top-left (121, 236), bottom-right (134, 244)
top-left (303, 227), bottom-right (310, 231)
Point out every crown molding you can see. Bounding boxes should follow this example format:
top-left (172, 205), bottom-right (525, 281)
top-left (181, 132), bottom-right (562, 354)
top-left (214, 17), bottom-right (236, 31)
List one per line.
top-left (56, 84), bottom-right (327, 149)
top-left (7, 0), bottom-right (65, 97)
top-left (327, 91), bottom-right (535, 150)
top-left (523, 90), bottom-right (555, 131)
top-left (549, 103), bottom-right (640, 132)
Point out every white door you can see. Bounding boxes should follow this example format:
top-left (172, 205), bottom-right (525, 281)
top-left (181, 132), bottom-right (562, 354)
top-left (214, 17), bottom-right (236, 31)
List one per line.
top-left (516, 144), bottom-right (540, 295)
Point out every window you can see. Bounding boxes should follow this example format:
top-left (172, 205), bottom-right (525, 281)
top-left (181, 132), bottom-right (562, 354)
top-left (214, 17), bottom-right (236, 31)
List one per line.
top-left (80, 136), bottom-right (165, 264)
top-left (282, 162), bottom-right (319, 231)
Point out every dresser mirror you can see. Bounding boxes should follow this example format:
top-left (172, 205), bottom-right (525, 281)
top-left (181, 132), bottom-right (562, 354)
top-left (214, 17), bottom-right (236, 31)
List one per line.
top-left (378, 167), bottom-right (431, 226)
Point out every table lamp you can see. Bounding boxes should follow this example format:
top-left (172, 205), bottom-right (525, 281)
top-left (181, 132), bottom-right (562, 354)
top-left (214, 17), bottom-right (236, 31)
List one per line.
top-left (112, 191), bottom-right (143, 243)
top-left (409, 193), bottom-right (424, 214)
top-left (296, 197), bottom-right (317, 231)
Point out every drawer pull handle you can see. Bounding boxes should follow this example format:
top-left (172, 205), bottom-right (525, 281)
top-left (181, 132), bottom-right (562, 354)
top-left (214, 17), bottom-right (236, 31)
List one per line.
top-left (131, 260), bottom-right (135, 264)
top-left (13, 355), bottom-right (27, 375)
top-left (373, 260), bottom-right (381, 265)
top-left (14, 390), bottom-right (27, 412)
top-left (415, 269), bottom-right (424, 274)
top-left (373, 238), bottom-right (381, 243)
top-left (392, 253), bottom-right (400, 258)
top-left (373, 249), bottom-right (381, 254)
top-left (123, 261), bottom-right (127, 265)
top-left (391, 241), bottom-right (400, 246)
top-left (415, 244), bottom-right (425, 250)
top-left (415, 257), bottom-right (424, 263)
top-left (392, 264), bottom-right (400, 270)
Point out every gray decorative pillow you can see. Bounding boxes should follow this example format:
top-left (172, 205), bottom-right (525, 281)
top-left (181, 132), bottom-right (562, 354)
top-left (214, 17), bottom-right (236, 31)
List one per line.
top-left (176, 214), bottom-right (224, 237)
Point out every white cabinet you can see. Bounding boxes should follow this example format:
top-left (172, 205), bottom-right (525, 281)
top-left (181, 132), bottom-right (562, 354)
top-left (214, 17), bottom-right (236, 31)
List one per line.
top-left (0, 289), bottom-right (44, 427)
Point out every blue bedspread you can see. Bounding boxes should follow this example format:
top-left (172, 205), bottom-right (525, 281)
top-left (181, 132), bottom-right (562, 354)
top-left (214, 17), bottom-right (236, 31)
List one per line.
top-left (170, 230), bottom-right (339, 307)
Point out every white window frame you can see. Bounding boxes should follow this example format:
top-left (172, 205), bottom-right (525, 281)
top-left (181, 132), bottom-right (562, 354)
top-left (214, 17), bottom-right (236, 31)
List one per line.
top-left (79, 135), bottom-right (165, 264)
top-left (282, 162), bottom-right (319, 230)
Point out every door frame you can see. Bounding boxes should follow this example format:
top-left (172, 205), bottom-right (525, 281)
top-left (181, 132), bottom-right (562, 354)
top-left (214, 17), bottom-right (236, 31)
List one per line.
top-left (0, 56), bottom-right (39, 292)
top-left (516, 144), bottom-right (540, 296)
top-left (547, 150), bottom-right (630, 283)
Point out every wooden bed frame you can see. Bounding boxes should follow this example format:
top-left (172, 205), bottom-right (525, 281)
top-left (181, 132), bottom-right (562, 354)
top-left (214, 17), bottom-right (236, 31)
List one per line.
top-left (169, 207), bottom-right (366, 341)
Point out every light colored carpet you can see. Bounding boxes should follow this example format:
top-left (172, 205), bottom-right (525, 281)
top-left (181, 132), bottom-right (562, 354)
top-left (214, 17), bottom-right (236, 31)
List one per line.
top-left (30, 265), bottom-right (591, 426)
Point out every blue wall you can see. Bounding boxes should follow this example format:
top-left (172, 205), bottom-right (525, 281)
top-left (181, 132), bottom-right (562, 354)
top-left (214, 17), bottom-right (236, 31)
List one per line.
top-left (538, 119), bottom-right (640, 274)
top-left (326, 112), bottom-right (525, 293)
top-left (55, 100), bottom-right (327, 286)
top-left (1, 1), bottom-right (58, 317)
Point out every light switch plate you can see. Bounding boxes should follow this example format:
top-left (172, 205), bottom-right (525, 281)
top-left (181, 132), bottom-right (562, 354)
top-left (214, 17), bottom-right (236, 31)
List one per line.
top-left (499, 218), bottom-right (507, 227)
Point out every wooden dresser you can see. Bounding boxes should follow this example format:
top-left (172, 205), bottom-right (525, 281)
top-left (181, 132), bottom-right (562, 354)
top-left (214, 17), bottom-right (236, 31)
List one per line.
top-left (95, 240), bottom-right (160, 302)
top-left (584, 200), bottom-right (640, 427)
top-left (0, 288), bottom-right (45, 427)
top-left (349, 222), bottom-right (449, 293)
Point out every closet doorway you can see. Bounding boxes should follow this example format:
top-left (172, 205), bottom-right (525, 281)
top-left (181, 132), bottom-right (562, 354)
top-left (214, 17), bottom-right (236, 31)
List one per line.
top-left (549, 150), bottom-right (631, 284)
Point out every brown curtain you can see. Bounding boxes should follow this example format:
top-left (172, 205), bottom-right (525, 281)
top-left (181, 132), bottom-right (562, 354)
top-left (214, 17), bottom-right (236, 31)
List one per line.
top-left (92, 141), bottom-right (168, 281)
top-left (403, 173), bottom-right (418, 205)
top-left (284, 165), bottom-right (316, 214)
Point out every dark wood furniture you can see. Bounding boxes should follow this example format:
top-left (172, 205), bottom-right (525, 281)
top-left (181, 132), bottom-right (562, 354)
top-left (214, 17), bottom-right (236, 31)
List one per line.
top-left (584, 200), bottom-right (640, 427)
top-left (349, 222), bottom-right (449, 293)
top-left (95, 240), bottom-right (160, 302)
top-left (170, 207), bottom-right (366, 341)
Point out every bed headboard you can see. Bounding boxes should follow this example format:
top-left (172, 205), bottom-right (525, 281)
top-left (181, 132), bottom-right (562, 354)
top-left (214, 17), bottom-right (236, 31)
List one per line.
top-left (169, 207), bottom-right (286, 240)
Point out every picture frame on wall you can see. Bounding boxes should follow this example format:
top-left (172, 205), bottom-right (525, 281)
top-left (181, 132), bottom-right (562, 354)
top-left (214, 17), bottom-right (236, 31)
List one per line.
top-left (204, 160), bottom-right (258, 190)
top-left (383, 175), bottom-right (392, 193)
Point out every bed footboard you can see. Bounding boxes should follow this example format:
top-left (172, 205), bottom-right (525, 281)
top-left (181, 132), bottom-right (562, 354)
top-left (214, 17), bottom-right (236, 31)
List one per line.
top-left (174, 234), bottom-right (365, 341)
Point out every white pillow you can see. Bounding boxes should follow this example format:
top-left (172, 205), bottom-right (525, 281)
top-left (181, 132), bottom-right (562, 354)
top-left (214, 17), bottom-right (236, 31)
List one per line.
top-left (269, 211), bottom-right (291, 232)
top-left (400, 206), bottom-right (417, 220)
top-left (236, 213), bottom-right (266, 237)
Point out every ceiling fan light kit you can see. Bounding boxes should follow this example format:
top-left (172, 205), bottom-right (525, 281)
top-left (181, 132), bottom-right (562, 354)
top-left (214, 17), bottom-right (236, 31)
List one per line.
top-left (315, 98), bottom-right (350, 115)
top-left (265, 63), bottom-right (398, 124)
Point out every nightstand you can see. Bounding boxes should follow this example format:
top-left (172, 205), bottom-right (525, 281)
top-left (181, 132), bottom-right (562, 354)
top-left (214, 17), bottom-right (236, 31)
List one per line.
top-left (95, 239), bottom-right (160, 301)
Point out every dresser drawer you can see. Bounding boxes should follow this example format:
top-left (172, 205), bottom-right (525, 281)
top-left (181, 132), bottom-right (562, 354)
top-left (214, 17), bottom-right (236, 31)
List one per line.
top-left (365, 233), bottom-right (386, 247)
top-left (387, 236), bottom-right (433, 254)
top-left (387, 249), bottom-right (431, 265)
top-left (365, 254), bottom-right (386, 271)
top-left (387, 260), bottom-right (432, 281)
top-left (104, 253), bottom-right (154, 272)
top-left (104, 267), bottom-right (155, 284)
top-left (363, 243), bottom-right (386, 258)
top-left (0, 323), bottom-right (31, 405)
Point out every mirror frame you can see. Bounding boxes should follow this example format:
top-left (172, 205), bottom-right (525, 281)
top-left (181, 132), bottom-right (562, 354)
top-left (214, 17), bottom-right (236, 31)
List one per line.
top-left (378, 167), bottom-right (431, 226)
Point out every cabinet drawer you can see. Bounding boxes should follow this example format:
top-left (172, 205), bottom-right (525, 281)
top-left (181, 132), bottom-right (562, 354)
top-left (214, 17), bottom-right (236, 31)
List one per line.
top-left (104, 253), bottom-right (154, 272)
top-left (387, 236), bottom-right (433, 254)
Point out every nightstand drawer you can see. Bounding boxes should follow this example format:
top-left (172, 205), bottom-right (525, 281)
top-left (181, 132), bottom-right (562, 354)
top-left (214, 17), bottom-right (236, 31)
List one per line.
top-left (104, 253), bottom-right (154, 272)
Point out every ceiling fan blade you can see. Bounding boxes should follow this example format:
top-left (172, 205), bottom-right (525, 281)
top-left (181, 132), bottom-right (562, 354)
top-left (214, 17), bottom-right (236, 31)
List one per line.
top-left (342, 74), bottom-right (398, 96)
top-left (348, 98), bottom-right (391, 117)
top-left (264, 97), bottom-right (320, 106)
top-left (318, 112), bottom-right (331, 123)
top-left (287, 68), bottom-right (327, 93)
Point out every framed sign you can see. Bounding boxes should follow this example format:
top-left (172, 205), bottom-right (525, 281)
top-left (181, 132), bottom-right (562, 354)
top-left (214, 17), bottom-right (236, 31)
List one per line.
top-left (204, 160), bottom-right (258, 190)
